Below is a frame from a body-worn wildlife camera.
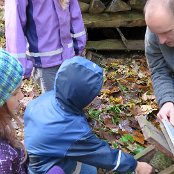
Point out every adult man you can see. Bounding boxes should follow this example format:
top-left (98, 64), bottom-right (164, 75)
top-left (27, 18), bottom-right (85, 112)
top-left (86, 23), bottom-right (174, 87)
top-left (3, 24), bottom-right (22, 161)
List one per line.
top-left (144, 0), bottom-right (174, 126)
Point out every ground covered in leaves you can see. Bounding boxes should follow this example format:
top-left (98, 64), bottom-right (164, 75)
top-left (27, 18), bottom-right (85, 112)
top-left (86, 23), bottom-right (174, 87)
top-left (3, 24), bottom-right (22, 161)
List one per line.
top-left (20, 55), bottom-right (159, 157)
top-left (86, 56), bottom-right (159, 156)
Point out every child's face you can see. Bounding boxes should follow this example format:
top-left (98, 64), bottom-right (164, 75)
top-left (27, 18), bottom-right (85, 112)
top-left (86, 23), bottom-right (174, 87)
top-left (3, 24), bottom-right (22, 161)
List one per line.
top-left (6, 88), bottom-right (24, 114)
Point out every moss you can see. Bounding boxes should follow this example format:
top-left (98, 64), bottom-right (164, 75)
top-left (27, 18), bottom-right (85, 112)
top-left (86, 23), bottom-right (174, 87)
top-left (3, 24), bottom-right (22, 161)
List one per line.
top-left (150, 151), bottom-right (173, 171)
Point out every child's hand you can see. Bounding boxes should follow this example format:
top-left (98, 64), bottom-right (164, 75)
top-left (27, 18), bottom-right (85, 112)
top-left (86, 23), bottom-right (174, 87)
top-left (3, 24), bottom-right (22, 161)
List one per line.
top-left (135, 162), bottom-right (153, 174)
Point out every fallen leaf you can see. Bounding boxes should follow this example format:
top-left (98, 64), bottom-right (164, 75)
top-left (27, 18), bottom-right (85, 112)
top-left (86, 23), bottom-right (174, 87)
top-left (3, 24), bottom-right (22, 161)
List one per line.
top-left (142, 92), bottom-right (155, 101)
top-left (133, 130), bottom-right (145, 145)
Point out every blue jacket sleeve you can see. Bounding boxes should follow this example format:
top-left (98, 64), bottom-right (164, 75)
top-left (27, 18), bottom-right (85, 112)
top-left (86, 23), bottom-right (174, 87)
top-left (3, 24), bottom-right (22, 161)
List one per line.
top-left (66, 131), bottom-right (137, 173)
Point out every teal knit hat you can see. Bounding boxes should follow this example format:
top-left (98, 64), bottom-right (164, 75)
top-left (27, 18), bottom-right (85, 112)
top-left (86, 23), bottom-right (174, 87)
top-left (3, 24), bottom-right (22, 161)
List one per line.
top-left (0, 50), bottom-right (23, 106)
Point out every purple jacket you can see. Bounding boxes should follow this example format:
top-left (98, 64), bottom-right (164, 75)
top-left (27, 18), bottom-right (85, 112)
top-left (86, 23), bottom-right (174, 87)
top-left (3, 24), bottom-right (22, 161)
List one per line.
top-left (5, 0), bottom-right (86, 77)
top-left (0, 139), bottom-right (27, 174)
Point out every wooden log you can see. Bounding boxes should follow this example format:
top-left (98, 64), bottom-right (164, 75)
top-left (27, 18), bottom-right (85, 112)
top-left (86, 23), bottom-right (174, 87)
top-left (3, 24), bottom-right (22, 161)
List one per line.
top-left (89, 0), bottom-right (106, 14)
top-left (134, 145), bottom-right (157, 162)
top-left (129, 0), bottom-right (145, 11)
top-left (79, 1), bottom-right (89, 13)
top-left (86, 39), bottom-right (144, 50)
top-left (137, 115), bottom-right (174, 159)
top-left (159, 164), bottom-right (174, 174)
top-left (83, 11), bottom-right (145, 28)
top-left (105, 0), bottom-right (131, 13)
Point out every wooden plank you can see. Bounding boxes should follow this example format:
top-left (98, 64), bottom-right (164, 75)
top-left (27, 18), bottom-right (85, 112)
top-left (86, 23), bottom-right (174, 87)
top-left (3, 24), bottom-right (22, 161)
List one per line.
top-left (83, 11), bottom-right (145, 28)
top-left (160, 120), bottom-right (174, 156)
top-left (137, 115), bottom-right (174, 159)
top-left (134, 145), bottom-right (156, 162)
top-left (116, 28), bottom-right (128, 48)
top-left (86, 39), bottom-right (144, 50)
top-left (159, 164), bottom-right (174, 174)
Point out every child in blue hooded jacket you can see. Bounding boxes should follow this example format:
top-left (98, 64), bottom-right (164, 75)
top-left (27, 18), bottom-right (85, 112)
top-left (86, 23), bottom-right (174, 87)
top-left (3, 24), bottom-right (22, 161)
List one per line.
top-left (24, 57), bottom-right (153, 174)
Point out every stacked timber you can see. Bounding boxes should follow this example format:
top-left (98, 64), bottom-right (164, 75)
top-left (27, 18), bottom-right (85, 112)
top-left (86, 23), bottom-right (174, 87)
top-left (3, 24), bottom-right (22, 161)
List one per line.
top-left (79, 0), bottom-right (146, 51)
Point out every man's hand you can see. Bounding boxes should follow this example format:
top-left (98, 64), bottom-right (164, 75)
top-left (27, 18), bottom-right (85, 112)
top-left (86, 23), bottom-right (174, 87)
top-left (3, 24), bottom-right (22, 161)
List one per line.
top-left (157, 102), bottom-right (174, 126)
top-left (135, 162), bottom-right (153, 174)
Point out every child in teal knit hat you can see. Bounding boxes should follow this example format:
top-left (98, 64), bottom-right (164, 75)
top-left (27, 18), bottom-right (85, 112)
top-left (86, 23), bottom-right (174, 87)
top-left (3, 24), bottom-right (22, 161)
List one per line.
top-left (0, 50), bottom-right (24, 106)
top-left (0, 50), bottom-right (64, 174)
top-left (0, 50), bottom-right (27, 173)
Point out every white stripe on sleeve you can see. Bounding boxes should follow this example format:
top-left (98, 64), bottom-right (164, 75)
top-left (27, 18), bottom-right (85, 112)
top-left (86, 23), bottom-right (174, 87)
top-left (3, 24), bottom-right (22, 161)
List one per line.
top-left (71, 30), bottom-right (86, 38)
top-left (113, 150), bottom-right (122, 171)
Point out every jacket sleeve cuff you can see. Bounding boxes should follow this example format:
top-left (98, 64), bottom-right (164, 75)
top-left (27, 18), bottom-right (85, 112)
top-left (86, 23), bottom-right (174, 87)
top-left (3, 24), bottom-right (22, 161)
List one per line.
top-left (19, 58), bottom-right (33, 78)
top-left (159, 97), bottom-right (174, 108)
top-left (24, 59), bottom-right (33, 78)
top-left (113, 150), bottom-right (137, 173)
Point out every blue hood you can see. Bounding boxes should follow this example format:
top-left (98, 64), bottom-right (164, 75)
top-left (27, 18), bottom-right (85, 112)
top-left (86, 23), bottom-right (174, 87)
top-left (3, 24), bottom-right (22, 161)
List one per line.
top-left (54, 56), bottom-right (103, 114)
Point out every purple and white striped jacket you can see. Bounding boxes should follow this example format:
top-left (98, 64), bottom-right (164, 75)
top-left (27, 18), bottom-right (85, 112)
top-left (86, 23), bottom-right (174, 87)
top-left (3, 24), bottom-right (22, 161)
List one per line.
top-left (0, 139), bottom-right (27, 174)
top-left (5, 0), bottom-right (86, 77)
